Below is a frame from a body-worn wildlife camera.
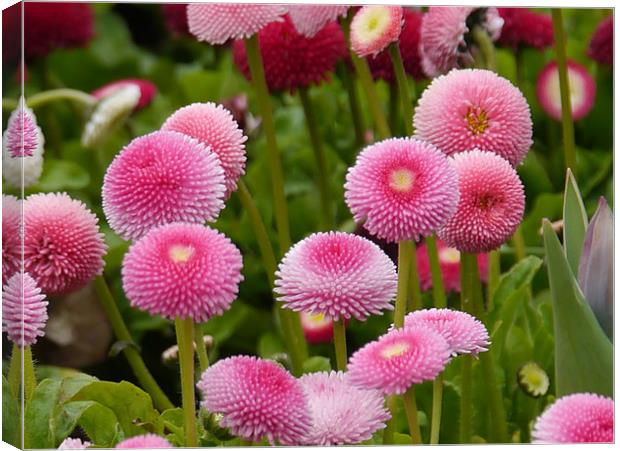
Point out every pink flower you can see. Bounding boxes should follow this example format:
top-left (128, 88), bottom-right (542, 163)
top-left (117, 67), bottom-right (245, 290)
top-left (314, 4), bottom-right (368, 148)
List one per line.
top-left (187, 3), bottom-right (287, 45)
top-left (161, 4), bottom-right (189, 36)
top-left (91, 79), bottom-right (157, 111)
top-left (347, 327), bottom-right (451, 395)
top-left (3, 99), bottom-right (42, 157)
top-left (350, 5), bottom-right (403, 57)
top-left (115, 434), bottom-right (172, 448)
top-left (122, 223), bottom-right (243, 323)
top-left (536, 60), bottom-right (596, 121)
top-left (24, 193), bottom-right (106, 295)
top-left (2, 273), bottom-right (48, 347)
top-left (287, 4), bottom-right (349, 38)
top-left (102, 131), bottom-right (226, 241)
top-left (197, 355), bottom-right (311, 445)
top-left (300, 371), bottom-right (390, 445)
top-left (404, 308), bottom-right (489, 356)
top-left (497, 8), bottom-right (553, 50)
top-left (414, 68), bottom-right (532, 167)
top-left (345, 137), bottom-right (459, 243)
top-left (2, 195), bottom-right (21, 285)
top-left (161, 102), bottom-right (247, 197)
top-left (274, 232), bottom-right (397, 321)
top-left (532, 393), bottom-right (614, 443)
top-left (420, 7), bottom-right (503, 77)
top-left (58, 438), bottom-right (91, 449)
top-left (232, 15), bottom-right (346, 93)
top-left (300, 312), bottom-right (338, 344)
top-left (438, 150), bottom-right (525, 254)
top-left (415, 238), bottom-right (488, 293)
top-left (588, 16), bottom-right (613, 66)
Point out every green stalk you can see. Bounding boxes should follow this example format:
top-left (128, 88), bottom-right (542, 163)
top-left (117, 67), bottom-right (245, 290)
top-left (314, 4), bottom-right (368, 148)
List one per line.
top-left (388, 83), bottom-right (400, 135)
top-left (338, 62), bottom-right (365, 150)
top-left (382, 396), bottom-right (398, 444)
top-left (175, 317), bottom-right (197, 448)
top-left (26, 89), bottom-right (96, 109)
top-left (425, 235), bottom-right (447, 309)
top-left (551, 9), bottom-right (577, 175)
top-left (408, 240), bottom-right (423, 312)
top-left (332, 318), bottom-right (348, 371)
top-left (402, 387), bottom-right (422, 444)
top-left (93, 276), bottom-right (173, 411)
top-left (239, 439), bottom-right (254, 446)
top-left (393, 240), bottom-right (414, 328)
top-left (23, 347), bottom-right (36, 402)
top-left (388, 42), bottom-right (414, 136)
top-left (430, 374), bottom-right (444, 444)
top-left (194, 325), bottom-right (210, 374)
top-left (8, 344), bottom-right (22, 399)
top-left (512, 226), bottom-right (527, 262)
top-left (459, 253), bottom-right (475, 443)
top-left (486, 250), bottom-right (500, 306)
top-left (471, 25), bottom-right (496, 71)
top-left (298, 87), bottom-right (333, 229)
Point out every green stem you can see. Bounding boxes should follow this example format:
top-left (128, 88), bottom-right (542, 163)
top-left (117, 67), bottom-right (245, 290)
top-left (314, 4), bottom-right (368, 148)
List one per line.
top-left (394, 240), bottom-right (414, 328)
top-left (425, 235), bottom-right (447, 309)
top-left (93, 276), bottom-right (174, 411)
top-left (551, 9), bottom-right (577, 176)
top-left (338, 62), bottom-right (365, 150)
top-left (194, 325), bottom-right (209, 375)
top-left (244, 35), bottom-right (291, 255)
top-left (26, 89), bottom-right (96, 109)
top-left (459, 253), bottom-right (476, 443)
top-left (471, 25), bottom-right (496, 71)
top-left (239, 439), bottom-right (254, 446)
top-left (175, 317), bottom-right (197, 448)
top-left (512, 226), bottom-right (527, 262)
top-left (382, 396), bottom-right (398, 444)
top-left (298, 87), bottom-right (332, 230)
top-left (486, 250), bottom-right (500, 307)
top-left (388, 82), bottom-right (400, 135)
top-left (402, 387), bottom-right (422, 444)
top-left (515, 48), bottom-right (526, 91)
top-left (408, 240), bottom-right (423, 312)
top-left (332, 318), bottom-right (348, 371)
top-left (430, 374), bottom-right (444, 444)
top-left (23, 347), bottom-right (36, 402)
top-left (388, 42), bottom-right (414, 136)
top-left (8, 344), bottom-right (22, 399)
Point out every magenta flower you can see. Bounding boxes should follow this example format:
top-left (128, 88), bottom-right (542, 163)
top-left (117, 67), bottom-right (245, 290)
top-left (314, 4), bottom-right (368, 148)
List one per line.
top-left (300, 371), bottom-right (390, 445)
top-left (345, 137), bottom-right (459, 243)
top-left (24, 193), bottom-right (106, 295)
top-left (115, 434), bottom-right (172, 448)
top-left (532, 393), bottom-right (614, 443)
top-left (197, 355), bottom-right (311, 445)
top-left (536, 60), bottom-right (596, 121)
top-left (347, 327), bottom-right (451, 395)
top-left (187, 3), bottom-right (286, 45)
top-left (438, 150), bottom-right (525, 254)
top-left (122, 222), bottom-right (243, 323)
top-left (161, 4), bottom-right (189, 36)
top-left (404, 308), bottom-right (489, 356)
top-left (287, 4), bottom-right (349, 38)
top-left (2, 195), bottom-right (21, 285)
top-left (350, 5), bottom-right (403, 57)
top-left (414, 69), bottom-right (532, 167)
top-left (3, 100), bottom-right (42, 157)
top-left (102, 130), bottom-right (226, 241)
top-left (588, 16), bottom-right (613, 66)
top-left (497, 8), bottom-right (553, 50)
top-left (2, 273), bottom-right (48, 347)
top-left (161, 102), bottom-right (247, 197)
top-left (91, 79), bottom-right (157, 111)
top-left (275, 232), bottom-right (397, 321)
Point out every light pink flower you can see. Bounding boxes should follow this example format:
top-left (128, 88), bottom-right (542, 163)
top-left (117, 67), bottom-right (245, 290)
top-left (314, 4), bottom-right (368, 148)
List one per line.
top-left (350, 5), bottom-right (403, 57)
top-left (2, 195), bottom-right (21, 285)
top-left (91, 79), bottom-right (157, 111)
top-left (58, 438), bottom-right (91, 449)
top-left (2, 273), bottom-right (48, 347)
top-left (287, 4), bottom-right (349, 38)
top-left (2, 99), bottom-right (42, 157)
top-left (115, 434), bottom-right (172, 448)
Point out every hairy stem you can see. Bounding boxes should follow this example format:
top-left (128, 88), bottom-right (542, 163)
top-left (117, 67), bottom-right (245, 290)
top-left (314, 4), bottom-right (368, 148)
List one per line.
top-left (175, 317), bottom-right (197, 447)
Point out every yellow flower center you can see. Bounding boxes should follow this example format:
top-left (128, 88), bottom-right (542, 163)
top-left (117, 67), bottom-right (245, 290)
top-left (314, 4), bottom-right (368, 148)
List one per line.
top-left (169, 245), bottom-right (194, 263)
top-left (440, 247), bottom-right (461, 264)
top-left (389, 168), bottom-right (414, 192)
top-left (307, 312), bottom-right (327, 324)
top-left (380, 341), bottom-right (410, 359)
top-left (465, 107), bottom-right (489, 135)
top-left (356, 6), bottom-right (392, 44)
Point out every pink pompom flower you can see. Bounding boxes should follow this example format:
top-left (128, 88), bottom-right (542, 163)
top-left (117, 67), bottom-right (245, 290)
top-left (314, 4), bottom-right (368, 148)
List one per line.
top-left (536, 60), bottom-right (596, 121)
top-left (197, 355), bottom-right (311, 445)
top-left (347, 327), bottom-right (451, 395)
top-left (91, 79), bottom-right (157, 111)
top-left (2, 272), bottom-right (48, 347)
top-left (300, 371), bottom-right (390, 445)
top-left (287, 4), bottom-right (349, 38)
top-left (122, 222), bottom-right (243, 322)
top-left (532, 393), bottom-right (614, 443)
top-left (102, 130), bottom-right (226, 241)
top-left (24, 193), bottom-right (106, 295)
top-left (2, 195), bottom-right (21, 285)
top-left (58, 438), bottom-right (91, 449)
top-left (115, 434), bottom-right (172, 448)
top-left (404, 308), bottom-right (489, 356)
top-left (416, 239), bottom-right (488, 293)
top-left (345, 137), bottom-right (459, 243)
top-left (588, 16), bottom-right (613, 66)
top-left (274, 232), bottom-right (397, 321)
top-left (161, 102), bottom-right (247, 197)
top-left (497, 8), bottom-right (553, 50)
top-left (3, 99), bottom-right (42, 157)
top-left (414, 68), bottom-right (533, 167)
top-left (187, 3), bottom-right (287, 45)
top-left (350, 5), bottom-right (403, 57)
top-left (420, 7), bottom-right (503, 77)
top-left (438, 150), bottom-right (525, 254)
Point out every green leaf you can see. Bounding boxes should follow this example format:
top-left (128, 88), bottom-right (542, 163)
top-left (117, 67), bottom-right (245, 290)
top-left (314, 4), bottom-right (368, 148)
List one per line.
top-left (51, 401), bottom-right (94, 446)
top-left (489, 256), bottom-right (543, 320)
top-left (2, 376), bottom-right (19, 447)
top-left (36, 159), bottom-right (91, 192)
top-left (542, 219), bottom-right (613, 396)
top-left (76, 401), bottom-right (122, 447)
top-left (258, 332), bottom-right (286, 359)
top-left (24, 379), bottom-right (62, 448)
top-left (562, 169), bottom-right (588, 275)
top-left (302, 356), bottom-right (332, 374)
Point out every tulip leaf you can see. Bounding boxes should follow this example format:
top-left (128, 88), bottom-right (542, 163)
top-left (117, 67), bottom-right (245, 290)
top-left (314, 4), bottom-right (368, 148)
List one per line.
top-left (542, 220), bottom-right (613, 397)
top-left (562, 169), bottom-right (588, 275)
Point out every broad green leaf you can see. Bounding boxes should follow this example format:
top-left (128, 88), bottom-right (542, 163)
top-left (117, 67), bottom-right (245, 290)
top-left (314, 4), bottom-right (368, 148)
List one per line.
top-left (76, 401), bottom-right (122, 447)
top-left (2, 375), bottom-right (19, 447)
top-left (542, 220), bottom-right (613, 396)
top-left (302, 356), bottom-right (332, 374)
top-left (24, 379), bottom-right (62, 448)
top-left (562, 169), bottom-right (588, 275)
top-left (51, 401), bottom-right (94, 446)
top-left (489, 256), bottom-right (543, 321)
top-left (491, 284), bottom-right (530, 360)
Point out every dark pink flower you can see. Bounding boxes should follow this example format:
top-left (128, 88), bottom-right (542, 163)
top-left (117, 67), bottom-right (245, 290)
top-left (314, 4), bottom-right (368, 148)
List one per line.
top-left (2, 195), bottom-right (21, 285)
top-left (497, 8), bottom-right (553, 50)
top-left (588, 16), bottom-right (613, 65)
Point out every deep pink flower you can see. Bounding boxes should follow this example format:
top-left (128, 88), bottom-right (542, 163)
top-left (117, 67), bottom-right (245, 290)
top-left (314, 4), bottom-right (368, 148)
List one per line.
top-left (300, 371), bottom-right (390, 445)
top-left (58, 438), bottom-right (91, 449)
top-left (91, 79), bottom-right (157, 111)
top-left (287, 4), bottom-right (349, 38)
top-left (187, 3), bottom-right (287, 45)
top-left (438, 150), bottom-right (525, 253)
top-left (415, 238), bottom-right (488, 293)
top-left (2, 195), bottom-right (21, 285)
top-left (414, 69), bottom-right (532, 167)
top-left (347, 327), bottom-right (451, 395)
top-left (122, 223), bottom-right (243, 322)
top-left (161, 4), bottom-right (189, 36)
top-left (344, 137), bottom-right (459, 243)
top-left (24, 193), bottom-right (106, 295)
top-left (404, 308), bottom-right (489, 356)
top-left (588, 16), bottom-right (613, 65)
top-left (3, 100), bottom-right (42, 157)
top-left (233, 15), bottom-right (346, 93)
top-left (301, 312), bottom-right (338, 344)
top-left (536, 60), bottom-right (596, 121)
top-left (532, 393), bottom-right (614, 443)
top-left (275, 232), bottom-right (397, 321)
top-left (497, 8), bottom-right (553, 50)
top-left (2, 272), bottom-right (48, 347)
top-left (350, 6), bottom-right (403, 57)
top-left (102, 131), bottom-right (226, 241)
top-left (162, 102), bottom-right (247, 197)
top-left (115, 434), bottom-right (172, 448)
top-left (197, 355), bottom-right (311, 445)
